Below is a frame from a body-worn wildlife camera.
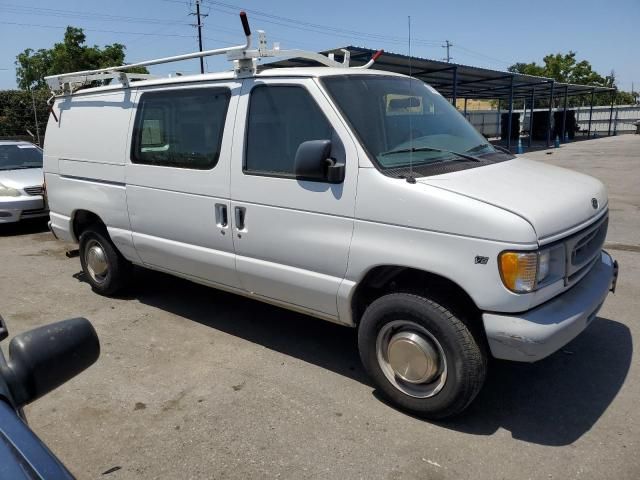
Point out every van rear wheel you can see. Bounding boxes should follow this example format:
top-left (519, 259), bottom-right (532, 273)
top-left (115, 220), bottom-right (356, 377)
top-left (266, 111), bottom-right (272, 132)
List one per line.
top-left (79, 228), bottom-right (131, 296)
top-left (358, 293), bottom-right (486, 419)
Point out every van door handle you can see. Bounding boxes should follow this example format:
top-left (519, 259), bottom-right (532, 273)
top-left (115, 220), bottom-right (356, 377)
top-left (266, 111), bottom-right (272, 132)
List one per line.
top-left (215, 204), bottom-right (228, 228)
top-left (234, 206), bottom-right (246, 230)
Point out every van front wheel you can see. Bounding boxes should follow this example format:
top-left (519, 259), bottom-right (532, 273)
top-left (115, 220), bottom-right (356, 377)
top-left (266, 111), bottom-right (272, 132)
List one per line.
top-left (358, 293), bottom-right (486, 419)
top-left (79, 228), bottom-right (131, 296)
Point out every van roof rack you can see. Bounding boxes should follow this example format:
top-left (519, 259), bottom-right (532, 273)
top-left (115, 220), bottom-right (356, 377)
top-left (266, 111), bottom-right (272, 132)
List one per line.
top-left (44, 11), bottom-right (383, 95)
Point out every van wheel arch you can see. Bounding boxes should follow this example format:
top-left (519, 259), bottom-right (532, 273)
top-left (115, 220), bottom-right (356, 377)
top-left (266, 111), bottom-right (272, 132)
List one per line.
top-left (352, 266), bottom-right (482, 332)
top-left (72, 210), bottom-right (106, 242)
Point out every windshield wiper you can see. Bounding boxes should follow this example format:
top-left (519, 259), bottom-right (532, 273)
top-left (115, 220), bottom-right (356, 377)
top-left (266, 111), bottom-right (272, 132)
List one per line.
top-left (465, 143), bottom-right (493, 153)
top-left (380, 146), bottom-right (483, 163)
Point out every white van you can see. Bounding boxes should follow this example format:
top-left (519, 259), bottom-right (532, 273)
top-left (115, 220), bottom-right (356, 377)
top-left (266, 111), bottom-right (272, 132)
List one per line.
top-left (42, 15), bottom-right (618, 418)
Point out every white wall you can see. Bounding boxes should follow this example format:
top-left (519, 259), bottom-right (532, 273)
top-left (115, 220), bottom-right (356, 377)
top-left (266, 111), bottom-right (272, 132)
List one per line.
top-left (462, 104), bottom-right (639, 138)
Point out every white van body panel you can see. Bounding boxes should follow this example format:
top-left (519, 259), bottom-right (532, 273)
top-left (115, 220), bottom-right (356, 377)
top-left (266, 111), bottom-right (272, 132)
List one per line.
top-left (43, 91), bottom-right (135, 258)
top-left (44, 91), bottom-right (134, 167)
top-left (124, 82), bottom-right (242, 289)
top-left (229, 77), bottom-right (359, 317)
top-left (340, 168), bottom-right (538, 318)
top-left (418, 158), bottom-right (608, 243)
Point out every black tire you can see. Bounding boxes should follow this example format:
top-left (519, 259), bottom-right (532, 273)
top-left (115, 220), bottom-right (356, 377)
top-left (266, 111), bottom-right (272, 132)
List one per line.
top-left (358, 293), bottom-right (486, 419)
top-left (79, 227), bottom-right (131, 296)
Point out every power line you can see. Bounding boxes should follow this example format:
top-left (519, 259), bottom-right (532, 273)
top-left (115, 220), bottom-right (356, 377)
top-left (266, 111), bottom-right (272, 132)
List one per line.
top-left (454, 45), bottom-right (512, 66)
top-left (4, 0), bottom-right (513, 69)
top-left (206, 5), bottom-right (438, 48)
top-left (1, 19), bottom-right (245, 52)
top-left (194, 11), bottom-right (347, 51)
top-left (3, 0), bottom-right (514, 72)
top-left (172, 1), bottom-right (516, 70)
top-left (198, 1), bottom-right (519, 68)
top-left (200, 0), bottom-right (444, 47)
top-left (0, 2), bottom-right (192, 27)
top-left (0, 20), bottom-right (199, 38)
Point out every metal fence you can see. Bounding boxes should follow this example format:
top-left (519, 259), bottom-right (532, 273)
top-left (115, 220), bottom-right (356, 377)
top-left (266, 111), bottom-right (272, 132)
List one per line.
top-left (464, 104), bottom-right (640, 138)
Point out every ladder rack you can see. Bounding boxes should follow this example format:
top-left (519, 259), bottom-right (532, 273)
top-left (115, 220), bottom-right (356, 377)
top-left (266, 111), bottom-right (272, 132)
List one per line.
top-left (44, 12), bottom-right (383, 95)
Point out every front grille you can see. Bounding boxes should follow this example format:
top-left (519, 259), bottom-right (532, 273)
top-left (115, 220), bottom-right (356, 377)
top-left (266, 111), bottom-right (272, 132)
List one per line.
top-left (564, 215), bottom-right (608, 285)
top-left (572, 218), bottom-right (608, 266)
top-left (23, 185), bottom-right (44, 196)
top-left (568, 255), bottom-right (600, 284)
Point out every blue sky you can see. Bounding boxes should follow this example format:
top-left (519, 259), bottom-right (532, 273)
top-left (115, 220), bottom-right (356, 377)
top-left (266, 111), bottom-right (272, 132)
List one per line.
top-left (0, 0), bottom-right (637, 91)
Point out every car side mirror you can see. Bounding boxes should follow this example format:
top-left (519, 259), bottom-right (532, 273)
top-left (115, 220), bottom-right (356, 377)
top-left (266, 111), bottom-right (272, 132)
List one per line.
top-left (2, 318), bottom-right (99, 407)
top-left (294, 140), bottom-right (345, 184)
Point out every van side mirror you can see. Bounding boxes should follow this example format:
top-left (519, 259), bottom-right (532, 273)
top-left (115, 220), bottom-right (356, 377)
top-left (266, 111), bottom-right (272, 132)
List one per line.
top-left (2, 318), bottom-right (99, 407)
top-left (294, 140), bottom-right (345, 184)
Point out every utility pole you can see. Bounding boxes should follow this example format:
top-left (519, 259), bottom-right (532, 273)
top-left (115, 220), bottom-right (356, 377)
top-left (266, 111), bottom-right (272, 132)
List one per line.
top-left (190, 0), bottom-right (208, 74)
top-left (442, 40), bottom-right (452, 63)
top-left (28, 85), bottom-right (41, 146)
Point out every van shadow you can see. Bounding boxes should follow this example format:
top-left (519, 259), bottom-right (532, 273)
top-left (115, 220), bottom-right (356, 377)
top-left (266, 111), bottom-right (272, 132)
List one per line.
top-left (131, 268), bottom-right (366, 384)
top-left (125, 269), bottom-right (631, 446)
top-left (0, 218), bottom-right (49, 237)
top-left (438, 316), bottom-right (632, 445)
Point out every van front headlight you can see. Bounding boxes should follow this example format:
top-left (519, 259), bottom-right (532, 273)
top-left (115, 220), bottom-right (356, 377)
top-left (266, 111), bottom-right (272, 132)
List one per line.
top-left (499, 251), bottom-right (538, 293)
top-left (537, 249), bottom-right (551, 283)
top-left (499, 247), bottom-right (560, 293)
top-left (0, 183), bottom-right (21, 197)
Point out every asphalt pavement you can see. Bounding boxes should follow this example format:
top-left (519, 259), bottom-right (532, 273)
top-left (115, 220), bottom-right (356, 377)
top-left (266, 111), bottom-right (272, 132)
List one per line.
top-left (1, 134), bottom-right (638, 479)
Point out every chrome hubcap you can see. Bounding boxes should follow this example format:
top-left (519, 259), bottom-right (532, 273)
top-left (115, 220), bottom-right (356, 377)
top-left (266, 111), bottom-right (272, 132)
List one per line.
top-left (387, 331), bottom-right (440, 384)
top-left (376, 320), bottom-right (447, 398)
top-left (85, 240), bottom-right (108, 283)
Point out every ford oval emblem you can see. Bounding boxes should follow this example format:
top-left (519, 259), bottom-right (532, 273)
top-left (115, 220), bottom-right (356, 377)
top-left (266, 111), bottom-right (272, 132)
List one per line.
top-left (591, 198), bottom-right (598, 209)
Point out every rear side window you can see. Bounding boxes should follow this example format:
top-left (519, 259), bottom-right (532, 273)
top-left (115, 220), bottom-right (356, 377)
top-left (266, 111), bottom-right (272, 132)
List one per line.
top-left (132, 88), bottom-right (230, 169)
top-left (245, 85), bottom-right (334, 176)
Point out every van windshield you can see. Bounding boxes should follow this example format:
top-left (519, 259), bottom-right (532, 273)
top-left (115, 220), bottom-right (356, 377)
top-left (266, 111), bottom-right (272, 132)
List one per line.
top-left (0, 144), bottom-right (43, 171)
top-left (321, 75), bottom-right (506, 171)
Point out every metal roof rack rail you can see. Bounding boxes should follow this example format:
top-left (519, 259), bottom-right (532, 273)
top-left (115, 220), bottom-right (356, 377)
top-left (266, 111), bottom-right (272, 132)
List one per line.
top-left (44, 12), bottom-right (383, 95)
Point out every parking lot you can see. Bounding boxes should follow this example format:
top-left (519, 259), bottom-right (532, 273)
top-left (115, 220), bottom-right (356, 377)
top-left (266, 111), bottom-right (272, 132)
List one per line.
top-left (1, 135), bottom-right (638, 479)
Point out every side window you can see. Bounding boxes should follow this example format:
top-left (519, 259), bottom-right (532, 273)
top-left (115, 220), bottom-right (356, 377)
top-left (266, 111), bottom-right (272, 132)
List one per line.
top-left (132, 88), bottom-right (230, 169)
top-left (245, 85), bottom-right (335, 176)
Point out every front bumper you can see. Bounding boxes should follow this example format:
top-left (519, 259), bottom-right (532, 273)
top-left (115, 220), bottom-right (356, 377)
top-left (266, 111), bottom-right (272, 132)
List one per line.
top-left (0, 196), bottom-right (48, 223)
top-left (483, 251), bottom-right (617, 362)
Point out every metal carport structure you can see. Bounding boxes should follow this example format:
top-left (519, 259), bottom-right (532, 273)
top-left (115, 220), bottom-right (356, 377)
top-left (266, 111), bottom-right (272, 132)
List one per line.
top-left (265, 46), bottom-right (616, 151)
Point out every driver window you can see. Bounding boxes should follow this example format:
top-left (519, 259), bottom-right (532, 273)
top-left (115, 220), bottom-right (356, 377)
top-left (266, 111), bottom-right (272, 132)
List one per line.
top-left (244, 85), bottom-right (335, 176)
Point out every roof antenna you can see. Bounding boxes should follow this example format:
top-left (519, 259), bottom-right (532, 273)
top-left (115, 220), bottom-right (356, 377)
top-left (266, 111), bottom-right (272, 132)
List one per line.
top-left (407, 15), bottom-right (416, 184)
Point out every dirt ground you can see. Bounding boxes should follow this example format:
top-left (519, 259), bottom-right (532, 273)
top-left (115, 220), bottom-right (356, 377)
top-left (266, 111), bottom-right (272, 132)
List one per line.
top-left (1, 134), bottom-right (638, 479)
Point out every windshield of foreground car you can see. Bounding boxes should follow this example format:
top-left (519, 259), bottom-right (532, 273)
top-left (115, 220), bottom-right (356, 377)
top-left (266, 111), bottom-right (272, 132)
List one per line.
top-left (321, 75), bottom-right (503, 169)
top-left (0, 144), bottom-right (43, 171)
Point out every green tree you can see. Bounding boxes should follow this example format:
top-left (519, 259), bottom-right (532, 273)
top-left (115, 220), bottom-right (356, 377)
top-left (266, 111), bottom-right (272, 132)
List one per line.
top-left (507, 62), bottom-right (545, 78)
top-left (0, 89), bottom-right (49, 140)
top-left (16, 26), bottom-right (146, 90)
top-left (508, 52), bottom-right (633, 106)
top-left (508, 52), bottom-right (606, 85)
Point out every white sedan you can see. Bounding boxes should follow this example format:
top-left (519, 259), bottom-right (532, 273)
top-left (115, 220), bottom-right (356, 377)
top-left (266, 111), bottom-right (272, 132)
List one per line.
top-left (0, 141), bottom-right (48, 223)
